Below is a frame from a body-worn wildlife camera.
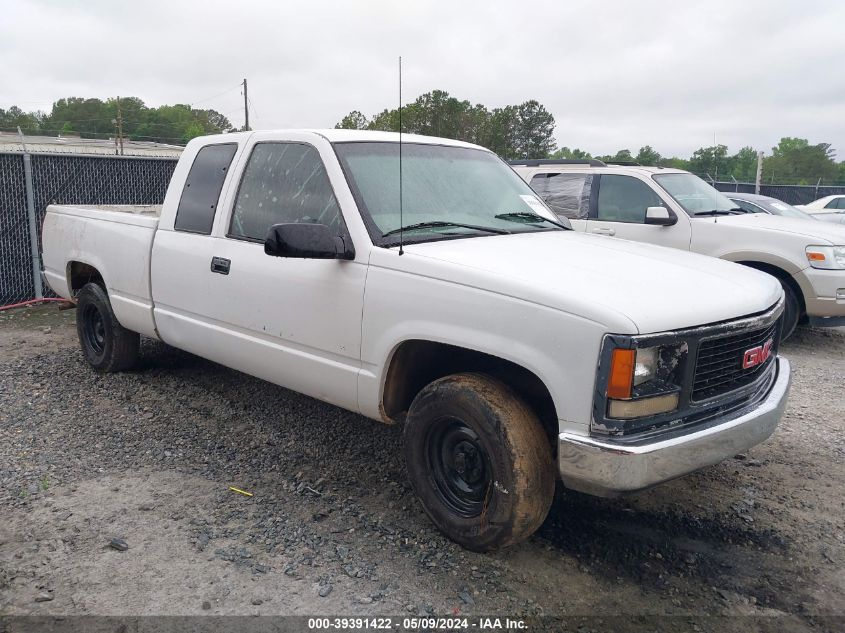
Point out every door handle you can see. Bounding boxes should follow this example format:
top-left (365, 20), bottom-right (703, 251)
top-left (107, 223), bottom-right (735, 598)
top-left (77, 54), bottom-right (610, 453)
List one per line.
top-left (592, 227), bottom-right (616, 236)
top-left (210, 256), bottom-right (231, 275)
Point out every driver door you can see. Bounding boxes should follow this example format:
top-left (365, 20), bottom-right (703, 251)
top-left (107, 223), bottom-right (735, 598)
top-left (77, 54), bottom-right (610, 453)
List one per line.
top-left (154, 138), bottom-right (366, 412)
top-left (586, 174), bottom-right (691, 250)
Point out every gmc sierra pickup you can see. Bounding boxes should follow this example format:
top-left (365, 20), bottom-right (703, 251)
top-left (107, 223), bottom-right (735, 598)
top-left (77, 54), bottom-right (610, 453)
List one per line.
top-left (42, 130), bottom-right (791, 551)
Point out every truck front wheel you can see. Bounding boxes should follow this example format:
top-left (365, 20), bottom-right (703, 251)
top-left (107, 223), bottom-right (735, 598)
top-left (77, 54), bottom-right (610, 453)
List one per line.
top-left (779, 280), bottom-right (801, 341)
top-left (403, 373), bottom-right (555, 551)
top-left (76, 282), bottom-right (139, 372)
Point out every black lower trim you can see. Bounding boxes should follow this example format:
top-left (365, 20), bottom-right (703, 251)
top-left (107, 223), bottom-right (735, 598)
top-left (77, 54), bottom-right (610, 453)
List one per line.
top-left (808, 315), bottom-right (845, 328)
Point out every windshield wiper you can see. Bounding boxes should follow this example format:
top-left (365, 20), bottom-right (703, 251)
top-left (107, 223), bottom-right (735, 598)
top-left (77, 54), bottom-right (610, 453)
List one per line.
top-left (692, 208), bottom-right (747, 216)
top-left (494, 212), bottom-right (571, 230)
top-left (381, 221), bottom-right (510, 238)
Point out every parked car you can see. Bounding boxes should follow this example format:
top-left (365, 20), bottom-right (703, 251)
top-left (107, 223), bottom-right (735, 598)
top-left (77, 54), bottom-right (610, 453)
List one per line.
top-left (807, 211), bottom-right (845, 225)
top-left (42, 131), bottom-right (791, 551)
top-left (726, 192), bottom-right (816, 221)
top-left (796, 194), bottom-right (845, 225)
top-left (513, 159), bottom-right (845, 339)
top-left (801, 194), bottom-right (845, 211)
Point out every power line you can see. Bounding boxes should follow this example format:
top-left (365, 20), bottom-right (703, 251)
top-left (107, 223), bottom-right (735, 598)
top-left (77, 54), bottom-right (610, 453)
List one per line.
top-left (247, 95), bottom-right (259, 125)
top-left (190, 83), bottom-right (242, 107)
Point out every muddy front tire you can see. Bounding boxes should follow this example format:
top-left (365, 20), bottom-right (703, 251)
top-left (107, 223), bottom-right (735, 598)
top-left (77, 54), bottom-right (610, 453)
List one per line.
top-left (403, 373), bottom-right (555, 552)
top-left (76, 282), bottom-right (139, 372)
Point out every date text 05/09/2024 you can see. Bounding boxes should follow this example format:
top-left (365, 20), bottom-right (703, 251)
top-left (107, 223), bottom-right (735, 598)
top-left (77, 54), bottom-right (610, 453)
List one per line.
top-left (307, 617), bottom-right (527, 630)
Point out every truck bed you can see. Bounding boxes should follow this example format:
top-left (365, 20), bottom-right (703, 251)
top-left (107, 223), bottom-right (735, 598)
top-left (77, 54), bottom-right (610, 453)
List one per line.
top-left (41, 203), bottom-right (160, 338)
top-left (45, 204), bottom-right (162, 228)
top-left (74, 204), bottom-right (162, 215)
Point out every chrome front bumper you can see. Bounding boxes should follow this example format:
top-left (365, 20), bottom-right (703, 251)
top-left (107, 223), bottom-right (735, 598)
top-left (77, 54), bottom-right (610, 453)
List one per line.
top-left (558, 357), bottom-right (791, 497)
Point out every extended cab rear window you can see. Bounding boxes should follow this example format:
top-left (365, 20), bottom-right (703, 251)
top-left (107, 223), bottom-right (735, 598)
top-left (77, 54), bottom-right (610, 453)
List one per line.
top-left (174, 143), bottom-right (237, 234)
top-left (529, 172), bottom-right (592, 219)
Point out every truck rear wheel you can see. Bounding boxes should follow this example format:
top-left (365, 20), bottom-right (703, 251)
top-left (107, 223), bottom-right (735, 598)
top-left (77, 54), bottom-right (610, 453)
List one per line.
top-left (76, 282), bottom-right (139, 372)
top-left (403, 373), bottom-right (555, 551)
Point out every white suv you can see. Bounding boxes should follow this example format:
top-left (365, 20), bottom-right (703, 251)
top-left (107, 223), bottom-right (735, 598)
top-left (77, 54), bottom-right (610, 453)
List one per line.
top-left (512, 160), bottom-right (845, 339)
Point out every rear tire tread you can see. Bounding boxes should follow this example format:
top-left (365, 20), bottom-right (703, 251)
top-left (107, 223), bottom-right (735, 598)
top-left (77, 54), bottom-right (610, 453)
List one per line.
top-left (76, 282), bottom-right (139, 372)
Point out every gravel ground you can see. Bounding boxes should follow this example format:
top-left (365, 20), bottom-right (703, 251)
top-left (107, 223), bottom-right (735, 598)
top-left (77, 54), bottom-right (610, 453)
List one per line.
top-left (0, 305), bottom-right (843, 631)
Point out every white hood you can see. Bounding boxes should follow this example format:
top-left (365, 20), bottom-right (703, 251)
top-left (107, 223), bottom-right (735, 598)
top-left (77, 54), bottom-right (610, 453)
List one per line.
top-left (704, 213), bottom-right (845, 243)
top-left (384, 231), bottom-right (782, 335)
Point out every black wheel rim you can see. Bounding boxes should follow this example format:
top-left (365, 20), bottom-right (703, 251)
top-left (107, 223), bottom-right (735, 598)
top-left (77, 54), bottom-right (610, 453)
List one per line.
top-left (82, 303), bottom-right (106, 355)
top-left (425, 417), bottom-right (492, 518)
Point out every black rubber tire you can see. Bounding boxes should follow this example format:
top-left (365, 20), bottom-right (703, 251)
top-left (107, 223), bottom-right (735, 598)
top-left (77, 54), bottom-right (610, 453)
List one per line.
top-left (403, 373), bottom-right (555, 552)
top-left (75, 282), bottom-right (139, 372)
top-left (779, 280), bottom-right (801, 342)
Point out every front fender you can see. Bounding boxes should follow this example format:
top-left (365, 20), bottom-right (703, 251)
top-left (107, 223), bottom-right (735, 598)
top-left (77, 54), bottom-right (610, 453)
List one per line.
top-left (357, 267), bottom-right (612, 432)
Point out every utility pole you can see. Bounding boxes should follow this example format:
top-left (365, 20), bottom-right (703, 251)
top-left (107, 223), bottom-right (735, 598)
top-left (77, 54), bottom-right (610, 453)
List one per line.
top-left (242, 78), bottom-right (250, 131)
top-left (116, 96), bottom-right (125, 156)
top-left (754, 150), bottom-right (763, 194)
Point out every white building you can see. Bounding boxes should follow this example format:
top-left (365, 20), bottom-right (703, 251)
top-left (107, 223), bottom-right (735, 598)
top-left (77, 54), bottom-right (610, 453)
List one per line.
top-left (0, 131), bottom-right (183, 158)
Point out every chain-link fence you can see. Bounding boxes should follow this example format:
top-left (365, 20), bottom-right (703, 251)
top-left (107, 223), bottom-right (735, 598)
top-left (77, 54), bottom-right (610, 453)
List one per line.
top-left (1, 152), bottom-right (177, 307)
top-left (710, 180), bottom-right (845, 206)
top-left (0, 154), bottom-right (33, 307)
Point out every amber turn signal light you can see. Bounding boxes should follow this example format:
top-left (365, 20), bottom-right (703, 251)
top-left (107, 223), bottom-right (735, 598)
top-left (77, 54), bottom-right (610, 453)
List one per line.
top-left (607, 348), bottom-right (635, 399)
top-left (806, 251), bottom-right (826, 262)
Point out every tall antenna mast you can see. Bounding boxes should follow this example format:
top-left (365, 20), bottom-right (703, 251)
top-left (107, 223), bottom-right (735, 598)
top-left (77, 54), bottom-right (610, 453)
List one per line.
top-left (398, 56), bottom-right (404, 256)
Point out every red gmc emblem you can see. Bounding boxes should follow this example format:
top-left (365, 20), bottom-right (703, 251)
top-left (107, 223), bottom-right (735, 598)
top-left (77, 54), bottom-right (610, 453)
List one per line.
top-left (743, 338), bottom-right (774, 369)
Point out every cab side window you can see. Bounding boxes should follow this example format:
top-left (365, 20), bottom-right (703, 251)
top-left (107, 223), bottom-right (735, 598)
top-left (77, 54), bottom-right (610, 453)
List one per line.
top-left (596, 175), bottom-right (666, 223)
top-left (174, 143), bottom-right (237, 234)
top-left (229, 143), bottom-right (343, 241)
top-left (529, 172), bottom-right (592, 219)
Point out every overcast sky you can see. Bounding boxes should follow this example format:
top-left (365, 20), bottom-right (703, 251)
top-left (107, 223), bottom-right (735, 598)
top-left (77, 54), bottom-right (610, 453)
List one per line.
top-left (2, 0), bottom-right (843, 158)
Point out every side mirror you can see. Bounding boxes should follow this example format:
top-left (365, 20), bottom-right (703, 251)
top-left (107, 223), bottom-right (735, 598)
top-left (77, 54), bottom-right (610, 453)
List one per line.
top-left (644, 206), bottom-right (677, 226)
top-left (264, 223), bottom-right (354, 260)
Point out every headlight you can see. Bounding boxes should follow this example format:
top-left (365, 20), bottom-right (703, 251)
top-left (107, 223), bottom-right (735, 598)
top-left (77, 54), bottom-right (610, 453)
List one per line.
top-left (605, 344), bottom-right (683, 419)
top-left (633, 346), bottom-right (658, 386)
top-left (806, 245), bottom-right (845, 270)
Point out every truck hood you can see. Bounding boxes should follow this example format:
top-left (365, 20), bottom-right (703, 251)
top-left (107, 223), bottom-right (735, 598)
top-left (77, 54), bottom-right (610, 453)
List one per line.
top-left (700, 213), bottom-right (845, 243)
top-left (381, 231), bottom-right (782, 334)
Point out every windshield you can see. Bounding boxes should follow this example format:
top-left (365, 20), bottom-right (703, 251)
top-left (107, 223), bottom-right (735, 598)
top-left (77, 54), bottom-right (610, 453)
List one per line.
top-left (333, 142), bottom-right (566, 245)
top-left (653, 173), bottom-right (739, 215)
top-left (759, 199), bottom-right (815, 220)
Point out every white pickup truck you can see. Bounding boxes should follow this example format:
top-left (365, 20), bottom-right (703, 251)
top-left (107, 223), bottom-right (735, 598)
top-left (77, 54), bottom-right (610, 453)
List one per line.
top-left (512, 161), bottom-right (845, 339)
top-left (42, 130), bottom-right (791, 551)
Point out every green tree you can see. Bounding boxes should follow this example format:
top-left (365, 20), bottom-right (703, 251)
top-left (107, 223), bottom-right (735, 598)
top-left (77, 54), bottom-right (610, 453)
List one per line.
top-left (334, 90), bottom-right (556, 160)
top-left (661, 157), bottom-right (691, 170)
top-left (181, 121), bottom-right (205, 143)
top-left (596, 149), bottom-right (634, 163)
top-left (732, 146), bottom-right (759, 182)
top-left (687, 145), bottom-right (734, 180)
top-left (762, 137), bottom-right (838, 184)
top-left (335, 110), bottom-right (369, 130)
top-left (550, 146), bottom-right (592, 160)
top-left (45, 97), bottom-right (112, 136)
top-left (512, 100), bottom-right (556, 159)
top-left (635, 145), bottom-right (661, 166)
top-left (0, 106), bottom-right (43, 134)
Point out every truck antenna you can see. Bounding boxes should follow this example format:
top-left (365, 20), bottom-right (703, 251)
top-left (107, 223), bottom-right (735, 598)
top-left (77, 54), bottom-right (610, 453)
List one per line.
top-left (398, 56), bottom-right (404, 256)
